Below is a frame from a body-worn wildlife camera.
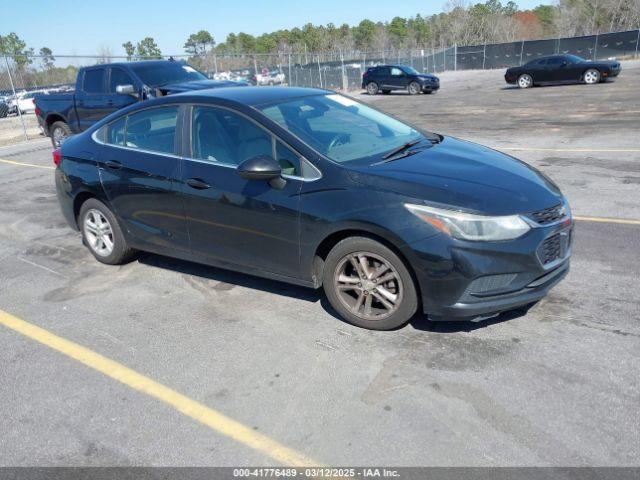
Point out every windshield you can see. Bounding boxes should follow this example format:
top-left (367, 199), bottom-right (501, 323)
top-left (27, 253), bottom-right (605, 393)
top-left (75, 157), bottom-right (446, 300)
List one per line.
top-left (128, 62), bottom-right (207, 87)
top-left (402, 66), bottom-right (420, 75)
top-left (259, 94), bottom-right (424, 164)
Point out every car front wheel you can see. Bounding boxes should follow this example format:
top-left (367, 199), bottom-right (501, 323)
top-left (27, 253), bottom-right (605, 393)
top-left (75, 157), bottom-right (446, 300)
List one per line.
top-left (583, 68), bottom-right (600, 84)
top-left (517, 74), bottom-right (533, 88)
top-left (408, 81), bottom-right (421, 95)
top-left (323, 237), bottom-right (418, 330)
top-left (79, 198), bottom-right (135, 265)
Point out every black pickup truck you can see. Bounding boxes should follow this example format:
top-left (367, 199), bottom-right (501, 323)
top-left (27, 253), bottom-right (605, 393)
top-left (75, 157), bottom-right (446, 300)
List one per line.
top-left (36, 60), bottom-right (245, 147)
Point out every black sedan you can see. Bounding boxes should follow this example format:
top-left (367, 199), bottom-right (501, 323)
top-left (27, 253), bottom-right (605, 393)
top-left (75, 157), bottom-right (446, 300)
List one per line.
top-left (505, 54), bottom-right (621, 88)
top-left (54, 87), bottom-right (572, 330)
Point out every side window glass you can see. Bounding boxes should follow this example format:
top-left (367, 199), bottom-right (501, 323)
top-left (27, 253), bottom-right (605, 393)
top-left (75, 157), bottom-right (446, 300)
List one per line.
top-left (107, 116), bottom-right (126, 145)
top-left (110, 68), bottom-right (135, 93)
top-left (391, 67), bottom-right (402, 76)
top-left (275, 141), bottom-right (300, 176)
top-left (83, 69), bottom-right (105, 94)
top-left (125, 106), bottom-right (178, 154)
top-left (191, 106), bottom-right (272, 166)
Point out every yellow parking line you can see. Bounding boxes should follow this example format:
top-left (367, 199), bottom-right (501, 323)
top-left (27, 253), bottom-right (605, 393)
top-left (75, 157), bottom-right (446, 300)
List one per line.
top-left (0, 308), bottom-right (318, 466)
top-left (496, 147), bottom-right (640, 153)
top-left (574, 215), bottom-right (640, 225)
top-left (0, 157), bottom-right (54, 170)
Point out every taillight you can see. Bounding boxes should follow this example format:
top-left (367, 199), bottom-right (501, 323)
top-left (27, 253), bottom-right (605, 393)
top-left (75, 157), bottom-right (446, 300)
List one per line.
top-left (53, 148), bottom-right (61, 167)
top-left (35, 106), bottom-right (42, 117)
top-left (32, 98), bottom-right (36, 105)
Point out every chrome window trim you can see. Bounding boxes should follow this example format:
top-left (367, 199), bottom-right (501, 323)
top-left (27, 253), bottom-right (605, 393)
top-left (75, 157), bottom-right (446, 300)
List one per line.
top-left (92, 120), bottom-right (322, 182)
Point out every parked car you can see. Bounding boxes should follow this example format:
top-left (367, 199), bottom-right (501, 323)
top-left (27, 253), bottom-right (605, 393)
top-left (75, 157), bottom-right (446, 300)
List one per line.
top-left (6, 90), bottom-right (43, 115)
top-left (54, 86), bottom-right (572, 330)
top-left (505, 54), bottom-right (621, 88)
top-left (0, 98), bottom-right (8, 118)
top-left (35, 60), bottom-right (245, 148)
top-left (253, 69), bottom-right (286, 86)
top-left (362, 65), bottom-right (439, 95)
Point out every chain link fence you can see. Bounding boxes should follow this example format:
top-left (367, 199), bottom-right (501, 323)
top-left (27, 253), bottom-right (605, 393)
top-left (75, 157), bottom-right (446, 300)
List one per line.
top-left (2, 29), bottom-right (639, 142)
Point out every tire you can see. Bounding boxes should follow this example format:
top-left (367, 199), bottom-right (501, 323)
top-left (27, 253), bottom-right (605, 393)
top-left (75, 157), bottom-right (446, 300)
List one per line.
top-left (583, 68), bottom-right (600, 85)
top-left (517, 73), bottom-right (533, 88)
top-left (0, 103), bottom-right (8, 118)
top-left (322, 236), bottom-right (418, 330)
top-left (423, 90), bottom-right (433, 94)
top-left (408, 81), bottom-right (421, 95)
top-left (50, 121), bottom-right (72, 148)
top-left (381, 89), bottom-right (391, 94)
top-left (79, 198), bottom-right (135, 265)
top-left (366, 82), bottom-right (379, 95)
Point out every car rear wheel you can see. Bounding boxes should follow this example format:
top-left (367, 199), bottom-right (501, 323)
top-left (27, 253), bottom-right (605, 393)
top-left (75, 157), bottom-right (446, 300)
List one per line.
top-left (517, 74), bottom-right (533, 88)
top-left (408, 81), bottom-right (421, 95)
top-left (50, 121), bottom-right (72, 148)
top-left (323, 237), bottom-right (418, 330)
top-left (79, 198), bottom-right (135, 265)
top-left (583, 69), bottom-right (600, 84)
top-left (366, 82), bottom-right (379, 95)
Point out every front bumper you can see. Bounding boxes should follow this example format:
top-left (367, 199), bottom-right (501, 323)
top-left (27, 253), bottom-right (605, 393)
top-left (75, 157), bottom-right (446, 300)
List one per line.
top-left (401, 215), bottom-right (573, 320)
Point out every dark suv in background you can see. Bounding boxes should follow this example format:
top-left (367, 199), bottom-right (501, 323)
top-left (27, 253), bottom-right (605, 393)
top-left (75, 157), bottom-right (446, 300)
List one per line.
top-left (362, 65), bottom-right (439, 95)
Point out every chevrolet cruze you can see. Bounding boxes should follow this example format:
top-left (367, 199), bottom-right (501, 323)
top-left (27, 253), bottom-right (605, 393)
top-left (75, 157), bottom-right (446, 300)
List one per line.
top-left (54, 87), bottom-right (572, 330)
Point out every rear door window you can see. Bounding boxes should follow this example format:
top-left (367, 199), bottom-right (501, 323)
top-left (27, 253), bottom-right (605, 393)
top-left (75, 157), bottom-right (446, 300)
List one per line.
top-left (83, 69), bottom-right (105, 94)
top-left (107, 116), bottom-right (126, 145)
top-left (125, 106), bottom-right (179, 154)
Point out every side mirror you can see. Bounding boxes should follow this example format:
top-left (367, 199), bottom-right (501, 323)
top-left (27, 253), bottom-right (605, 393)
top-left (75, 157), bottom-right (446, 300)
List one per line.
top-left (116, 84), bottom-right (137, 96)
top-left (238, 155), bottom-right (282, 181)
top-left (238, 155), bottom-right (285, 189)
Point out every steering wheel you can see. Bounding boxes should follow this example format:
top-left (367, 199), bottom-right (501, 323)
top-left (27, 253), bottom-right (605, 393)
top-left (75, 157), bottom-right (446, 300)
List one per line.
top-left (327, 133), bottom-right (351, 152)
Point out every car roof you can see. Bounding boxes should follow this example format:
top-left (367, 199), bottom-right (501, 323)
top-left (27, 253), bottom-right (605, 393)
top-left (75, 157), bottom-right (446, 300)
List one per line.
top-left (171, 86), bottom-right (332, 107)
top-left (85, 60), bottom-right (183, 69)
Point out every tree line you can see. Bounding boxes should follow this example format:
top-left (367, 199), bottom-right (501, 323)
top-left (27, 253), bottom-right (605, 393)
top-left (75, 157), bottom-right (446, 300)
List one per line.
top-left (188, 0), bottom-right (640, 55)
top-left (2, 0), bottom-right (639, 89)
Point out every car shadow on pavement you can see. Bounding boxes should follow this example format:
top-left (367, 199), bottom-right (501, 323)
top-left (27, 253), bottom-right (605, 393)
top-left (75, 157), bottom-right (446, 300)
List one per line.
top-left (138, 252), bottom-right (529, 332)
top-left (409, 307), bottom-right (529, 333)
top-left (137, 252), bottom-right (321, 303)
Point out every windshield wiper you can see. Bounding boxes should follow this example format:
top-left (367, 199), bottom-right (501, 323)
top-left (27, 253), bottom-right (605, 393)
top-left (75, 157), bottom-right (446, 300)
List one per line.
top-left (382, 139), bottom-right (423, 159)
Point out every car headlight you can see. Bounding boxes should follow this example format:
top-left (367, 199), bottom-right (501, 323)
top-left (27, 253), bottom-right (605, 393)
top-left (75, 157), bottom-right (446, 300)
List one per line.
top-left (404, 203), bottom-right (531, 241)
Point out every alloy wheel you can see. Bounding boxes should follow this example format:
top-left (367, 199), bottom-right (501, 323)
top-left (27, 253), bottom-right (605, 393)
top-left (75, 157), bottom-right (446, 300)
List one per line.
top-left (584, 69), bottom-right (599, 84)
top-left (83, 209), bottom-right (114, 257)
top-left (518, 74), bottom-right (532, 88)
top-left (52, 126), bottom-right (67, 148)
top-left (367, 82), bottom-right (378, 95)
top-left (333, 251), bottom-right (404, 321)
top-left (408, 82), bottom-right (421, 95)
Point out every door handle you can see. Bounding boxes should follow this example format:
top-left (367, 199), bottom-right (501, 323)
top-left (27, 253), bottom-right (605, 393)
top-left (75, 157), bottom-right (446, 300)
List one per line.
top-left (105, 160), bottom-right (122, 170)
top-left (186, 178), bottom-right (211, 190)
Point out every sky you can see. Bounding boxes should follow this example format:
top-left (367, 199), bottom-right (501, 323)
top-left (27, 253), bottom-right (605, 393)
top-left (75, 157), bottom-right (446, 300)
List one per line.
top-left (6, 0), bottom-right (552, 57)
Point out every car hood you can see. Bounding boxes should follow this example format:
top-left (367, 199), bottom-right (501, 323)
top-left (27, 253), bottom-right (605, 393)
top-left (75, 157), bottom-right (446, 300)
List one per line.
top-left (158, 79), bottom-right (247, 95)
top-left (417, 74), bottom-right (438, 81)
top-left (590, 60), bottom-right (620, 68)
top-left (347, 136), bottom-right (564, 216)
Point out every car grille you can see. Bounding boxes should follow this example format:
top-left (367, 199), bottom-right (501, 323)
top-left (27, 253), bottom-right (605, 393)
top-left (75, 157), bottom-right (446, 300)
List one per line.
top-left (537, 230), bottom-right (571, 266)
top-left (528, 204), bottom-right (566, 225)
